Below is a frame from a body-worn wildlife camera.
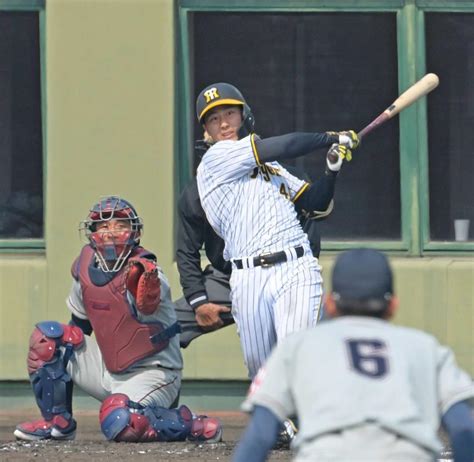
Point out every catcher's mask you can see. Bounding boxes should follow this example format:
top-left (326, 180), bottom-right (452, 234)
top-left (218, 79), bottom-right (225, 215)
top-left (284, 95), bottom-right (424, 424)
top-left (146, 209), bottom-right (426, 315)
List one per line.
top-left (196, 82), bottom-right (255, 139)
top-left (79, 196), bottom-right (143, 273)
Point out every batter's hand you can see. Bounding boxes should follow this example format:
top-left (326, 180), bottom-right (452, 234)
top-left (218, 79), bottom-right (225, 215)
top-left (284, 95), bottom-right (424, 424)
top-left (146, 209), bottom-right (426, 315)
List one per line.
top-left (195, 303), bottom-right (231, 331)
top-left (326, 144), bottom-right (352, 172)
top-left (338, 130), bottom-right (360, 149)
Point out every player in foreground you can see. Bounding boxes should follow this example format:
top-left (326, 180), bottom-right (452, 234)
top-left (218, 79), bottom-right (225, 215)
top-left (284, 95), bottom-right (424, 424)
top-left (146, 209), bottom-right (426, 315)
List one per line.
top-left (14, 196), bottom-right (222, 444)
top-left (233, 248), bottom-right (474, 461)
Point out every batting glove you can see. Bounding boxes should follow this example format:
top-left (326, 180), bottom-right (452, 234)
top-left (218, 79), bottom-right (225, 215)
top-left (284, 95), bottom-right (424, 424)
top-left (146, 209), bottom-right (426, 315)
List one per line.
top-left (338, 130), bottom-right (360, 149)
top-left (326, 143), bottom-right (352, 172)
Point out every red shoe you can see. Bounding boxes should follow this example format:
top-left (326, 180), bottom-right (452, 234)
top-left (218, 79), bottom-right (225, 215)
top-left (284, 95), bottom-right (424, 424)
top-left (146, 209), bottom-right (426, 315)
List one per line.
top-left (188, 415), bottom-right (222, 443)
top-left (14, 415), bottom-right (76, 441)
top-left (176, 405), bottom-right (222, 443)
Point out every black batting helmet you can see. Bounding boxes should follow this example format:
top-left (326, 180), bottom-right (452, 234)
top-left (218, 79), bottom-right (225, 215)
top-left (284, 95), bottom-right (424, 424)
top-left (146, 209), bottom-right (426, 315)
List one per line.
top-left (195, 82), bottom-right (255, 138)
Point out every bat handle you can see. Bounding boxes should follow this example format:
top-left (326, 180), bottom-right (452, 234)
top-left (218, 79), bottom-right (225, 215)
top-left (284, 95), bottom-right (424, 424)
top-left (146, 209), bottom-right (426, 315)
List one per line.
top-left (357, 112), bottom-right (390, 139)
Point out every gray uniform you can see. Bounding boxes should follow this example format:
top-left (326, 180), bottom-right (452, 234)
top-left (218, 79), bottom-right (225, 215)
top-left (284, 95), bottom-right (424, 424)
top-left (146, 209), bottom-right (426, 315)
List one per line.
top-left (242, 316), bottom-right (474, 461)
top-left (67, 268), bottom-right (183, 408)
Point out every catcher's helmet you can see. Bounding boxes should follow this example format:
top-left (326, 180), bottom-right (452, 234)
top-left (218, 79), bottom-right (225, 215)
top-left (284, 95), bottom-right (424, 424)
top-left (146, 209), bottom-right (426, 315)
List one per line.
top-left (196, 82), bottom-right (255, 138)
top-left (79, 196), bottom-right (143, 273)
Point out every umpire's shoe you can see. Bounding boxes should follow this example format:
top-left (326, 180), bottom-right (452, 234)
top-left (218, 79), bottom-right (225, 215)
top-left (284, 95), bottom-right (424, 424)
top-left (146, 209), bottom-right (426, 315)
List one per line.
top-left (14, 415), bottom-right (77, 441)
top-left (274, 418), bottom-right (297, 449)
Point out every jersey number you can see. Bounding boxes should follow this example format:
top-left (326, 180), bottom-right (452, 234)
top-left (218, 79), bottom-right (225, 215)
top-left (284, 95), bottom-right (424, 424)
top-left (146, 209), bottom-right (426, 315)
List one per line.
top-left (346, 339), bottom-right (388, 378)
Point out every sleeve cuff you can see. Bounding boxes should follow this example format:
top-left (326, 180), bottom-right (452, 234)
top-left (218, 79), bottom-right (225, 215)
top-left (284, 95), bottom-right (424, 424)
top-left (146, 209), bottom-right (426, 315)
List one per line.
top-left (187, 293), bottom-right (209, 311)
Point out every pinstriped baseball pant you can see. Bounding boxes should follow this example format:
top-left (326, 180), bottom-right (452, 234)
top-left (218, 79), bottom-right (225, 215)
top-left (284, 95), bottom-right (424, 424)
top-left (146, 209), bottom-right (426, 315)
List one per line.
top-left (230, 254), bottom-right (322, 379)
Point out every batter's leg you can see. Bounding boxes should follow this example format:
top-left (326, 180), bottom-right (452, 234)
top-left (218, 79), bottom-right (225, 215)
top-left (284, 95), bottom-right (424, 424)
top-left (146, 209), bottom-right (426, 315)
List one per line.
top-left (231, 267), bottom-right (277, 379)
top-left (273, 256), bottom-right (323, 340)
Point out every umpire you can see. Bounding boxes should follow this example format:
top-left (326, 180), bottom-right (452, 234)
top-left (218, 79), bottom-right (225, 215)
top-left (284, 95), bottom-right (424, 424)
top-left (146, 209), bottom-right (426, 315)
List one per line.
top-left (174, 146), bottom-right (335, 348)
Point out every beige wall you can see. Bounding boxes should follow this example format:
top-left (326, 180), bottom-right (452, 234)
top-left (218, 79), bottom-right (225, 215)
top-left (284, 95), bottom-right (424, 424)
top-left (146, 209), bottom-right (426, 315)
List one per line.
top-left (0, 0), bottom-right (473, 380)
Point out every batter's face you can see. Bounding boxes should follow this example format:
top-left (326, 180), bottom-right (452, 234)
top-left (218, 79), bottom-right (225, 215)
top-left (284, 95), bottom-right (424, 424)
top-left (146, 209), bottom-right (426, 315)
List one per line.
top-left (203, 105), bottom-right (243, 142)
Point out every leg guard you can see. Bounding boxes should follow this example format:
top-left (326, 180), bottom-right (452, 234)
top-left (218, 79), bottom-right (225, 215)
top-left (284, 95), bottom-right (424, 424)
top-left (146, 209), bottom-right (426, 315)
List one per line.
top-left (99, 394), bottom-right (222, 443)
top-left (99, 393), bottom-right (192, 442)
top-left (15, 321), bottom-right (82, 441)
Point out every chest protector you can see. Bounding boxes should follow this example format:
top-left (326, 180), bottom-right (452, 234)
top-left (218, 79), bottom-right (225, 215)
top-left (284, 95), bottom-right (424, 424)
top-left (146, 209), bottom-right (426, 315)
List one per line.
top-left (73, 245), bottom-right (176, 373)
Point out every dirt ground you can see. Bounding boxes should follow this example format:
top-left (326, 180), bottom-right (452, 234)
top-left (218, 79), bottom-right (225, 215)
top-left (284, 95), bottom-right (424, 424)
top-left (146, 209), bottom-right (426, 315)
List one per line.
top-left (0, 410), bottom-right (454, 462)
top-left (0, 409), bottom-right (292, 462)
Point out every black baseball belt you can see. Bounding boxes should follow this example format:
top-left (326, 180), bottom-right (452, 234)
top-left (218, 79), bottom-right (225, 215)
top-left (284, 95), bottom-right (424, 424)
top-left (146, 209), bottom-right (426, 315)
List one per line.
top-left (233, 246), bottom-right (305, 269)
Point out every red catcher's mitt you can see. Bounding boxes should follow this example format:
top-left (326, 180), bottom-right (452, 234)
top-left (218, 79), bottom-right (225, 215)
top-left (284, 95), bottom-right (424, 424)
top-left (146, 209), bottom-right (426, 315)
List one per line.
top-left (125, 257), bottom-right (161, 315)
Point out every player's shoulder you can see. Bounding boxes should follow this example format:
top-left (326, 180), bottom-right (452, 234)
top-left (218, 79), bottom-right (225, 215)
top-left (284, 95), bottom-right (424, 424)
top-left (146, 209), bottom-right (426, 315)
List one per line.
top-left (203, 136), bottom-right (252, 158)
top-left (390, 323), bottom-right (440, 345)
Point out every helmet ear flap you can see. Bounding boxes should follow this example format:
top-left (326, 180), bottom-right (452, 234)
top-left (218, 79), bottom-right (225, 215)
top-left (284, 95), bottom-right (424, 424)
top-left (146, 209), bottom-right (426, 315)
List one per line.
top-left (238, 105), bottom-right (255, 138)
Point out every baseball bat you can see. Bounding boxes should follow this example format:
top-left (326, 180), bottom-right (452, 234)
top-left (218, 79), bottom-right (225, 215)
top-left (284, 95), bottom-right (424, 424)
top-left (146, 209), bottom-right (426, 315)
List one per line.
top-left (357, 73), bottom-right (439, 139)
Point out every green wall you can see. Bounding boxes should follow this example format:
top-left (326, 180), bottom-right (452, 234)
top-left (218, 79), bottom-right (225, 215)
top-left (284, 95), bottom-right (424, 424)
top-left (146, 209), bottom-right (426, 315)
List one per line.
top-left (0, 0), bottom-right (472, 381)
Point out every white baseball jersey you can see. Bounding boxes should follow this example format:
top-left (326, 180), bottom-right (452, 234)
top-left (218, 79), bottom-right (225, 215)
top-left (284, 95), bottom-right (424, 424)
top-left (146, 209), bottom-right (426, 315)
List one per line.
top-left (197, 134), bottom-right (322, 379)
top-left (243, 316), bottom-right (474, 458)
top-left (67, 267), bottom-right (183, 407)
top-left (196, 134), bottom-right (310, 260)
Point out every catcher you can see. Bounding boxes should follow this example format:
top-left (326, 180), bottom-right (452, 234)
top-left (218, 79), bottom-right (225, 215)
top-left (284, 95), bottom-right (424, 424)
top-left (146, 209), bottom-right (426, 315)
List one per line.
top-left (14, 196), bottom-right (222, 443)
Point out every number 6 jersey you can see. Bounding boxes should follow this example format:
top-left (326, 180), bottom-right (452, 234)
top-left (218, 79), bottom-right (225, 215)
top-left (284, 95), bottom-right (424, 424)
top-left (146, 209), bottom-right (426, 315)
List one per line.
top-left (242, 316), bottom-right (474, 454)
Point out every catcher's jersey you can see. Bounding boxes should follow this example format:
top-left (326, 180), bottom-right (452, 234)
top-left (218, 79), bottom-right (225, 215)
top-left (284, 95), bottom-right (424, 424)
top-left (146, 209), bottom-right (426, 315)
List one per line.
top-left (242, 316), bottom-right (474, 454)
top-left (67, 267), bottom-right (183, 371)
top-left (196, 134), bottom-right (310, 260)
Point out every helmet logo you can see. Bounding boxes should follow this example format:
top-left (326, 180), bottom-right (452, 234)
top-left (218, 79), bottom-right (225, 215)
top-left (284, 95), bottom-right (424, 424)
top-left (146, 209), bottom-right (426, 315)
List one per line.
top-left (204, 87), bottom-right (220, 103)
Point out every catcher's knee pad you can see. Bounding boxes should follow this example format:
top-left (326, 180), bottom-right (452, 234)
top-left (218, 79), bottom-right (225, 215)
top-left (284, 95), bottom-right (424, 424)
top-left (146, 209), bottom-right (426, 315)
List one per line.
top-left (28, 321), bottom-right (84, 421)
top-left (99, 394), bottom-right (192, 442)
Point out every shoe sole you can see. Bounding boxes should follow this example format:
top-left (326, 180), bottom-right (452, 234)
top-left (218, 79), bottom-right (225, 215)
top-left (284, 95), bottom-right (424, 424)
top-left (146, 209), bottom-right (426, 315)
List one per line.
top-left (14, 429), bottom-right (50, 441)
top-left (51, 428), bottom-right (76, 440)
top-left (14, 428), bottom-right (76, 442)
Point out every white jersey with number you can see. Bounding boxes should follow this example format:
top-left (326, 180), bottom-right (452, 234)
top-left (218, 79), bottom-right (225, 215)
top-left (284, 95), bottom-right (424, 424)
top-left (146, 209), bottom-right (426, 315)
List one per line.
top-left (243, 316), bottom-right (474, 456)
top-left (196, 134), bottom-right (310, 260)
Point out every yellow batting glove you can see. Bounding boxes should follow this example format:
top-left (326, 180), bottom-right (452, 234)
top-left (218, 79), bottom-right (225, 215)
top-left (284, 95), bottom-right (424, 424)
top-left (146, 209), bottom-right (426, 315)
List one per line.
top-left (338, 130), bottom-right (360, 150)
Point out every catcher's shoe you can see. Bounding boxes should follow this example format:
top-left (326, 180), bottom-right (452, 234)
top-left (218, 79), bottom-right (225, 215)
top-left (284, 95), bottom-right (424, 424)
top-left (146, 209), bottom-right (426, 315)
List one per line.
top-left (179, 406), bottom-right (222, 443)
top-left (14, 415), bottom-right (77, 441)
top-left (274, 418), bottom-right (297, 449)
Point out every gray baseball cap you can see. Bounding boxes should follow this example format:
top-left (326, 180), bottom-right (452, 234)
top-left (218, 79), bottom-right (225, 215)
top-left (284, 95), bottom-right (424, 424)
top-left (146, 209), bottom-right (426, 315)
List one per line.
top-left (332, 248), bottom-right (393, 302)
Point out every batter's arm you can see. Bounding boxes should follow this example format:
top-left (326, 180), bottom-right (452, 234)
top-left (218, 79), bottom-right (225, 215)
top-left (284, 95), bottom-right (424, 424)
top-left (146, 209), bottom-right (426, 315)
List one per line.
top-left (294, 169), bottom-right (338, 218)
top-left (254, 132), bottom-right (338, 163)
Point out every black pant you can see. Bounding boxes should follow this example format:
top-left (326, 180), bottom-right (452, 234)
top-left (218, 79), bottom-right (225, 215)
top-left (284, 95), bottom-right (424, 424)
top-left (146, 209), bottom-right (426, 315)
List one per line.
top-left (174, 265), bottom-right (234, 348)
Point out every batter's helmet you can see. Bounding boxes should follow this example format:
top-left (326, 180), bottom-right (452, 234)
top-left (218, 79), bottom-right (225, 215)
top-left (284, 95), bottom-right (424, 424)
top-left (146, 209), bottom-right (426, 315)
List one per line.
top-left (196, 82), bottom-right (255, 138)
top-left (79, 196), bottom-right (143, 272)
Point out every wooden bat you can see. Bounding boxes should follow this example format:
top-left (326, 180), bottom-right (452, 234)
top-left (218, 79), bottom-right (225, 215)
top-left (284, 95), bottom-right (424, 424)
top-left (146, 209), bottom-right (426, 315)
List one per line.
top-left (357, 73), bottom-right (439, 139)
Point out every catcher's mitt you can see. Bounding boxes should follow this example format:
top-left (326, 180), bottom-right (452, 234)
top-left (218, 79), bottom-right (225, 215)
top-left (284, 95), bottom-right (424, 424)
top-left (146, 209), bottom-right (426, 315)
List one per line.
top-left (125, 257), bottom-right (161, 315)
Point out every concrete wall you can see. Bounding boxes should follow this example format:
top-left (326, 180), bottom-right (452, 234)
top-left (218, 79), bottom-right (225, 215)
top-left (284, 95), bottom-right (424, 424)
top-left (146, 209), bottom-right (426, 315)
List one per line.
top-left (0, 0), bottom-right (472, 380)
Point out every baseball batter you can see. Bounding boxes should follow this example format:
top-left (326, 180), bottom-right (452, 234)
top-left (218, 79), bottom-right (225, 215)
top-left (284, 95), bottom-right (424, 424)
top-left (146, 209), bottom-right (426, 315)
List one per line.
top-left (14, 196), bottom-right (222, 444)
top-left (195, 82), bottom-right (359, 379)
top-left (234, 249), bottom-right (474, 462)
